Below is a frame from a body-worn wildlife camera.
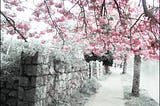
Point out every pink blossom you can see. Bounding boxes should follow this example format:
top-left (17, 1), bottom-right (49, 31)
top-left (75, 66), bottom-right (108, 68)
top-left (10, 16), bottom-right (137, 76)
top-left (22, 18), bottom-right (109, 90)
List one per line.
top-left (59, 9), bottom-right (65, 14)
top-left (93, 47), bottom-right (99, 52)
top-left (28, 33), bottom-right (35, 37)
top-left (94, 51), bottom-right (103, 57)
top-left (40, 31), bottom-right (45, 35)
top-left (66, 14), bottom-right (73, 19)
top-left (17, 36), bottom-right (23, 39)
top-left (149, 54), bottom-right (160, 60)
top-left (142, 56), bottom-right (149, 61)
top-left (53, 35), bottom-right (58, 39)
top-left (34, 35), bottom-right (40, 39)
top-left (41, 40), bottom-right (46, 44)
top-left (55, 17), bottom-right (65, 22)
top-left (16, 7), bottom-right (24, 11)
top-left (65, 46), bottom-right (71, 51)
top-left (82, 33), bottom-right (87, 37)
top-left (11, 0), bottom-right (18, 6)
top-left (5, 4), bottom-right (11, 9)
top-left (8, 13), bottom-right (16, 17)
top-left (50, 23), bottom-right (55, 27)
top-left (76, 37), bottom-right (82, 42)
top-left (37, 2), bottom-right (44, 7)
top-left (90, 43), bottom-right (96, 47)
top-left (34, 10), bottom-right (40, 17)
top-left (48, 1), bottom-right (54, 5)
top-left (134, 51), bottom-right (141, 55)
top-left (89, 6), bottom-right (95, 10)
top-left (113, 37), bottom-right (119, 43)
top-left (8, 30), bottom-right (15, 35)
top-left (133, 39), bottom-right (141, 45)
top-left (34, 17), bottom-right (41, 22)
top-left (17, 23), bottom-right (23, 29)
top-left (55, 3), bottom-right (62, 8)
top-left (23, 24), bottom-right (30, 31)
top-left (99, 18), bottom-right (106, 25)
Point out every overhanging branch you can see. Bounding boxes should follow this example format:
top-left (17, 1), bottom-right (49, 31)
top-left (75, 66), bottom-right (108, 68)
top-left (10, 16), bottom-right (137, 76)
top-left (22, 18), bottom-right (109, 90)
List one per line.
top-left (44, 0), bottom-right (65, 45)
top-left (0, 10), bottom-right (27, 42)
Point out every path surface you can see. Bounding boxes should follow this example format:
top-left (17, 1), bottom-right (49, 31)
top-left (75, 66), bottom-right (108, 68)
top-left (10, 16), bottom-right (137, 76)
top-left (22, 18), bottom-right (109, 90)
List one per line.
top-left (85, 68), bottom-right (125, 106)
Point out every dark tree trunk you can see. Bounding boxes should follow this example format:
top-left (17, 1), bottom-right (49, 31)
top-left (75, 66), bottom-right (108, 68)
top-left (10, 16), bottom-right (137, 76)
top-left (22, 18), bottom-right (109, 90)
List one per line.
top-left (104, 65), bottom-right (110, 74)
top-left (114, 63), bottom-right (117, 67)
top-left (122, 55), bottom-right (127, 74)
top-left (131, 55), bottom-right (141, 97)
top-left (120, 63), bottom-right (123, 68)
top-left (89, 62), bottom-right (92, 79)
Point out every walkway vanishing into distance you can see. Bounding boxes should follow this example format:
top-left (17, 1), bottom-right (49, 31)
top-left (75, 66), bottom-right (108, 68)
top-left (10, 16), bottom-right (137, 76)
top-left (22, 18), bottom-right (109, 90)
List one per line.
top-left (85, 68), bottom-right (125, 106)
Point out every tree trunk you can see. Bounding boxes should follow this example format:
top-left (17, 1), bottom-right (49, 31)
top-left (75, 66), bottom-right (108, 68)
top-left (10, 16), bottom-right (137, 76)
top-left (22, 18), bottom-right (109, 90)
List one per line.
top-left (89, 62), bottom-right (92, 79)
top-left (122, 55), bottom-right (127, 74)
top-left (104, 65), bottom-right (110, 74)
top-left (120, 63), bottom-right (123, 68)
top-left (131, 55), bottom-right (141, 97)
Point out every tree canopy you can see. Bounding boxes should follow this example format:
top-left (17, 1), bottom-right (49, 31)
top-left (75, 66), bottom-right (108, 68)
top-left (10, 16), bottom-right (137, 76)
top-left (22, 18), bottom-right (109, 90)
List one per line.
top-left (1, 0), bottom-right (159, 60)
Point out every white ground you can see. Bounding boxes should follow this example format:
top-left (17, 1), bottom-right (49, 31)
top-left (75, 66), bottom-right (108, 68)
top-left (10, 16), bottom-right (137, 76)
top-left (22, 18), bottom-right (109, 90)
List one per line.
top-left (85, 68), bottom-right (125, 106)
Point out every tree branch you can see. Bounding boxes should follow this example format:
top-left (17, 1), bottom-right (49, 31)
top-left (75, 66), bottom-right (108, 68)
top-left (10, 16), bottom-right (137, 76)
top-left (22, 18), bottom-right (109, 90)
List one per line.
top-left (44, 0), bottom-right (65, 45)
top-left (142, 0), bottom-right (160, 24)
top-left (64, 1), bottom-right (79, 16)
top-left (129, 13), bottom-right (144, 48)
top-left (113, 0), bottom-right (122, 21)
top-left (78, 1), bottom-right (88, 34)
top-left (0, 10), bottom-right (27, 42)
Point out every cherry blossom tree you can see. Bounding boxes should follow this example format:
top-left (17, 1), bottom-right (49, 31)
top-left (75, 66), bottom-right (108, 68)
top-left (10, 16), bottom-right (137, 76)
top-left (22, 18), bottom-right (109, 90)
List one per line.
top-left (1, 0), bottom-right (159, 96)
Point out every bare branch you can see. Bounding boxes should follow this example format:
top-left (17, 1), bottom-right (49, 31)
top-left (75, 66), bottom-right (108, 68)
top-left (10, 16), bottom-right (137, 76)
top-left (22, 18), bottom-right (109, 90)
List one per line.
top-left (113, 0), bottom-right (122, 22)
top-left (0, 10), bottom-right (27, 42)
top-left (78, 1), bottom-right (88, 34)
top-left (64, 1), bottom-right (79, 16)
top-left (142, 0), bottom-right (160, 24)
top-left (44, 0), bottom-right (65, 45)
top-left (129, 13), bottom-right (144, 48)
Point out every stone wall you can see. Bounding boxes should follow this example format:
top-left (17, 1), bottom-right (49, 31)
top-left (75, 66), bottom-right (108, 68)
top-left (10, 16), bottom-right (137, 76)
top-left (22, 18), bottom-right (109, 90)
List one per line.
top-left (46, 56), bottom-right (89, 106)
top-left (0, 52), bottom-right (104, 106)
top-left (0, 77), bottom-right (19, 106)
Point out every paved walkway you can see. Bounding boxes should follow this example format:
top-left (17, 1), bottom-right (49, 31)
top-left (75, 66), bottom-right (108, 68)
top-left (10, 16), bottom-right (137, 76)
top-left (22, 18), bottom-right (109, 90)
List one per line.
top-left (85, 68), bottom-right (125, 106)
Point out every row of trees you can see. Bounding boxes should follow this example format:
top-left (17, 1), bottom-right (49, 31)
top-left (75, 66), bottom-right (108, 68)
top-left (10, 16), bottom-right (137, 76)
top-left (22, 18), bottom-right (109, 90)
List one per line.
top-left (1, 0), bottom-right (159, 97)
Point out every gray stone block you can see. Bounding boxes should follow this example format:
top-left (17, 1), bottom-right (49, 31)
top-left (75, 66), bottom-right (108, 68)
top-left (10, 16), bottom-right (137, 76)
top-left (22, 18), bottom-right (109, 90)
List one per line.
top-left (18, 87), bottom-right (24, 100)
top-left (36, 77), bottom-right (44, 86)
top-left (0, 81), bottom-right (5, 88)
top-left (18, 101), bottom-right (29, 106)
top-left (24, 88), bottom-right (36, 102)
top-left (23, 65), bottom-right (37, 76)
top-left (28, 102), bottom-right (35, 106)
top-left (35, 86), bottom-right (46, 100)
top-left (1, 89), bottom-right (10, 94)
top-left (8, 91), bottom-right (17, 97)
top-left (41, 65), bottom-right (50, 75)
top-left (21, 56), bottom-right (32, 64)
top-left (35, 100), bottom-right (43, 106)
top-left (19, 77), bottom-right (29, 86)
top-left (0, 93), bottom-right (6, 102)
top-left (29, 77), bottom-right (36, 87)
top-left (6, 82), bottom-right (13, 89)
top-left (7, 98), bottom-right (17, 106)
top-left (33, 54), bottom-right (49, 64)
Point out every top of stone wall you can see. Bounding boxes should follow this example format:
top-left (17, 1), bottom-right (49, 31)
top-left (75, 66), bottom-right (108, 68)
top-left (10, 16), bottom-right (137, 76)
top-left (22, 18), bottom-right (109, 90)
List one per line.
top-left (21, 52), bottom-right (49, 65)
